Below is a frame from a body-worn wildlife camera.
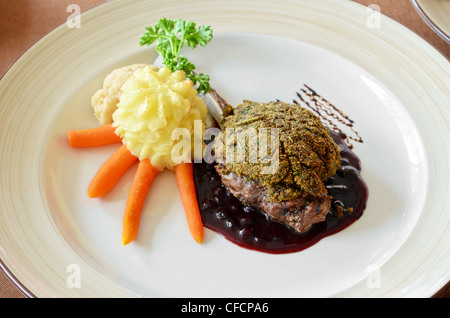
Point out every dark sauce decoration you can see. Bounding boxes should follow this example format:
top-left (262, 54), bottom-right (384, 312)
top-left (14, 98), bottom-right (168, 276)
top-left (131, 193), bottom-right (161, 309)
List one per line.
top-left (193, 86), bottom-right (368, 254)
top-left (294, 84), bottom-right (363, 148)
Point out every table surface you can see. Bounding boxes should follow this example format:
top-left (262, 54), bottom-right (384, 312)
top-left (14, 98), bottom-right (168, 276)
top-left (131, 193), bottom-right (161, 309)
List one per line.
top-left (0, 0), bottom-right (449, 298)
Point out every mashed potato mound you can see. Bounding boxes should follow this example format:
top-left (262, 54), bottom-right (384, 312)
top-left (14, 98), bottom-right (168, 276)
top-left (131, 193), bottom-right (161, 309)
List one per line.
top-left (91, 64), bottom-right (156, 125)
top-left (112, 65), bottom-right (207, 170)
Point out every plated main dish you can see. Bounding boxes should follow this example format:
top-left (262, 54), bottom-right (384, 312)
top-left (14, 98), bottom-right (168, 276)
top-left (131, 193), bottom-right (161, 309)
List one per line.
top-left (67, 18), bottom-right (368, 253)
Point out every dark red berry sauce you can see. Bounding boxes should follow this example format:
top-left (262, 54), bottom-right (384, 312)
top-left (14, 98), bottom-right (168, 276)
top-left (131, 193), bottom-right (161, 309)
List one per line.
top-left (193, 130), bottom-right (368, 254)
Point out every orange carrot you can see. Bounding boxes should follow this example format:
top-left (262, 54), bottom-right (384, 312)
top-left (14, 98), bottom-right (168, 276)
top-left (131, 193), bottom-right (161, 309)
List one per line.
top-left (88, 144), bottom-right (138, 198)
top-left (174, 163), bottom-right (203, 244)
top-left (122, 159), bottom-right (158, 245)
top-left (67, 124), bottom-right (122, 147)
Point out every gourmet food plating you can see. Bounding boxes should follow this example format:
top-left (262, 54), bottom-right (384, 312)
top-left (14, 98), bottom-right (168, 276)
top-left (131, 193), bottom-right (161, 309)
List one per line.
top-left (67, 18), bottom-right (368, 253)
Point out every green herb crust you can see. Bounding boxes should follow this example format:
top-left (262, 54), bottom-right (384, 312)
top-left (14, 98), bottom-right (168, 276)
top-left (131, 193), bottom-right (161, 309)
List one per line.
top-left (215, 100), bottom-right (341, 201)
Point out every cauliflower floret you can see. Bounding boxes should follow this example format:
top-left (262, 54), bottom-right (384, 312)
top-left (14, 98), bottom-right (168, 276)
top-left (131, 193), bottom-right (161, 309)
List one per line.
top-left (91, 64), bottom-right (158, 124)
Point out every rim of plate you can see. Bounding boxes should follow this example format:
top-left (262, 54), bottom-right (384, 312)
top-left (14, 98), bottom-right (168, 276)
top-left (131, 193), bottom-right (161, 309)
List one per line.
top-left (411, 0), bottom-right (450, 44)
top-left (0, 0), bottom-right (448, 297)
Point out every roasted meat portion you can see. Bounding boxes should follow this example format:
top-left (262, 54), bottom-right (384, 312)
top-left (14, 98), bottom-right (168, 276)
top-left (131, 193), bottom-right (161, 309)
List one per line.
top-left (213, 100), bottom-right (341, 233)
top-left (216, 165), bottom-right (331, 233)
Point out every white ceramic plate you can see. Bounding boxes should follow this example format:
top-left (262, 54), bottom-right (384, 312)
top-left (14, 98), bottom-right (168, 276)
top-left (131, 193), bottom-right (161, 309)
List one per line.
top-left (412, 0), bottom-right (450, 43)
top-left (0, 0), bottom-right (448, 298)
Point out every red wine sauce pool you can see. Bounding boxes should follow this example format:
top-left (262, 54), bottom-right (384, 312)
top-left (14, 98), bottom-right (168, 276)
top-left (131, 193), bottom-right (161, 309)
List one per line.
top-left (193, 130), bottom-right (368, 254)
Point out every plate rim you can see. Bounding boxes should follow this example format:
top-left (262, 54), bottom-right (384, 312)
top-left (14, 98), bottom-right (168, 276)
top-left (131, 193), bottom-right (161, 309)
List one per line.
top-left (0, 0), bottom-right (448, 298)
top-left (411, 0), bottom-right (450, 43)
top-left (0, 0), bottom-right (108, 299)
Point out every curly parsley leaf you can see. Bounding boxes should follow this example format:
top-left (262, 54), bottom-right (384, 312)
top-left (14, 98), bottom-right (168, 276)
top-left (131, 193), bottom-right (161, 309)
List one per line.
top-left (140, 18), bottom-right (213, 94)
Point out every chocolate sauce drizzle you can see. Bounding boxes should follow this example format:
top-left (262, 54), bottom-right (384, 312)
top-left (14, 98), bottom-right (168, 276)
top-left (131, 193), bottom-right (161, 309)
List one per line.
top-left (293, 84), bottom-right (363, 148)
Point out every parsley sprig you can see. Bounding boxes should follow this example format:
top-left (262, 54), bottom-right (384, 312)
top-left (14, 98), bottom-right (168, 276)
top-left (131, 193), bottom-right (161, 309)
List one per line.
top-left (139, 18), bottom-right (213, 94)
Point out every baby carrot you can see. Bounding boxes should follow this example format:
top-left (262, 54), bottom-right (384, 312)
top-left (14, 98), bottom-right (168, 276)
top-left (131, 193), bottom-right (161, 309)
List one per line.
top-left (88, 144), bottom-right (138, 198)
top-left (67, 124), bottom-right (122, 147)
top-left (122, 159), bottom-right (158, 245)
top-left (174, 163), bottom-right (203, 244)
